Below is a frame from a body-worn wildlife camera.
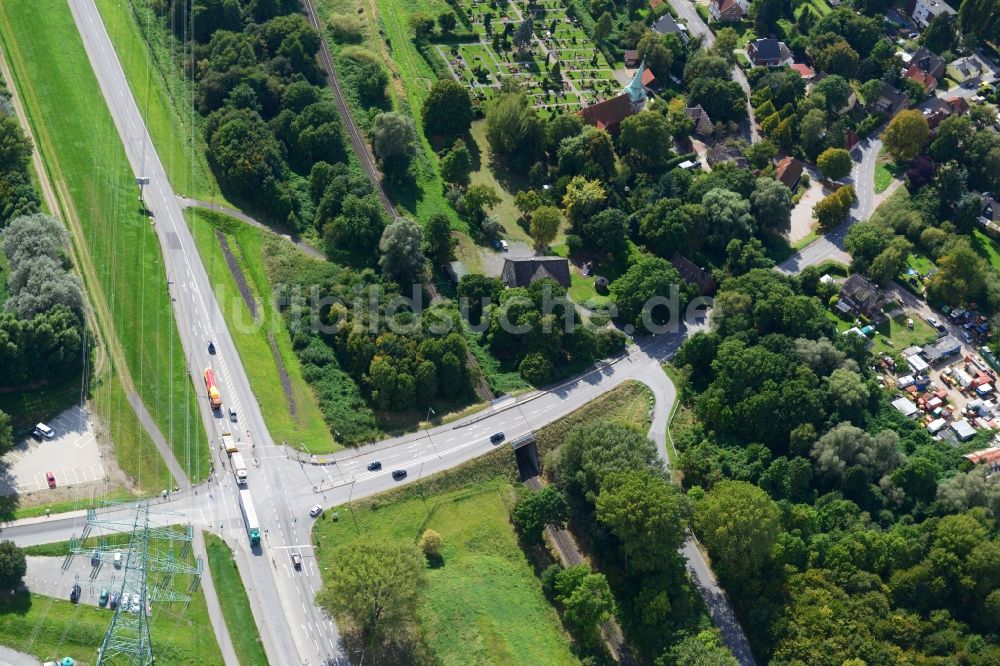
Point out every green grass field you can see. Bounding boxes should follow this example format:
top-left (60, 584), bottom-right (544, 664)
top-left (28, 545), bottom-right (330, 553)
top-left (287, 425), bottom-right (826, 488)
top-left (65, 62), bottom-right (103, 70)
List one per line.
top-left (0, 0), bottom-right (208, 487)
top-left (871, 313), bottom-right (939, 356)
top-left (315, 481), bottom-right (578, 665)
top-left (204, 533), bottom-right (268, 666)
top-left (0, 545), bottom-right (222, 664)
top-left (972, 229), bottom-right (1000, 272)
top-left (313, 380), bottom-right (651, 664)
top-left (95, 0), bottom-right (222, 204)
top-left (186, 208), bottom-right (339, 453)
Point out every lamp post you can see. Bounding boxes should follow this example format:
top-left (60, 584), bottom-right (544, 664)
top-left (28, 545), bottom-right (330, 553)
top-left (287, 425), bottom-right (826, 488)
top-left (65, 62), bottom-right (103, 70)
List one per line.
top-left (425, 407), bottom-right (440, 460)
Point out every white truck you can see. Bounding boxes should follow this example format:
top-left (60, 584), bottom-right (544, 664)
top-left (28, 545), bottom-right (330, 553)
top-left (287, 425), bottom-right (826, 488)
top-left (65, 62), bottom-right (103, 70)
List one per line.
top-left (231, 452), bottom-right (248, 485)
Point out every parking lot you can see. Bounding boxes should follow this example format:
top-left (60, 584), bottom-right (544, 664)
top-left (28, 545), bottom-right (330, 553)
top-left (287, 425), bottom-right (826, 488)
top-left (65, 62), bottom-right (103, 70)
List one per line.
top-left (23, 554), bottom-right (134, 611)
top-left (0, 405), bottom-right (106, 496)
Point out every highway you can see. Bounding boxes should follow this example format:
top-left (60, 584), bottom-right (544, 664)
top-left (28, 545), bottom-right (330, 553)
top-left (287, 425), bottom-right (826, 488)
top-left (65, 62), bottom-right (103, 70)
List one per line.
top-left (15, 2), bottom-right (758, 664)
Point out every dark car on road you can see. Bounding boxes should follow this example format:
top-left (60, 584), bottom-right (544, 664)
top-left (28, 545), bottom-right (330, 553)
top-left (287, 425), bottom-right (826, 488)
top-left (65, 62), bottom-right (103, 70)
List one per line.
top-left (392, 469), bottom-right (407, 480)
top-left (490, 432), bottom-right (505, 444)
top-left (70, 583), bottom-right (81, 603)
top-left (208, 341), bottom-right (216, 354)
top-left (109, 593), bottom-right (120, 610)
top-left (367, 461), bottom-right (382, 471)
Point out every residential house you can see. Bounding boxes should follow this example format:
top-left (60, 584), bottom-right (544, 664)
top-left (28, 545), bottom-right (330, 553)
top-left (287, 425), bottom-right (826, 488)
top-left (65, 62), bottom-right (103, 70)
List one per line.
top-left (981, 194), bottom-right (1000, 231)
top-left (922, 97), bottom-right (952, 128)
top-left (671, 253), bottom-right (717, 295)
top-left (775, 156), bottom-right (803, 190)
top-left (641, 66), bottom-right (659, 92)
top-left (651, 14), bottom-right (689, 42)
top-left (790, 63), bottom-right (816, 80)
top-left (908, 47), bottom-right (946, 80)
top-left (905, 64), bottom-right (938, 93)
top-left (963, 444), bottom-right (1000, 473)
top-left (947, 96), bottom-right (970, 115)
top-left (839, 273), bottom-right (887, 320)
top-left (649, 0), bottom-right (665, 12)
top-left (501, 257), bottom-right (571, 289)
top-left (624, 49), bottom-right (640, 68)
top-left (905, 0), bottom-right (956, 29)
top-left (709, 0), bottom-right (747, 22)
top-left (947, 55), bottom-right (988, 87)
top-left (867, 82), bottom-right (909, 118)
top-left (707, 143), bottom-right (749, 168)
top-left (579, 62), bottom-right (648, 135)
top-left (685, 105), bottom-right (714, 135)
top-left (746, 39), bottom-right (793, 67)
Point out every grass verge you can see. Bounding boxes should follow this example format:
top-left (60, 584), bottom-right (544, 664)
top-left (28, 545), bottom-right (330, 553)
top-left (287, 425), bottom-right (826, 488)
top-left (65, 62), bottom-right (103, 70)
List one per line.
top-left (204, 533), bottom-right (268, 666)
top-left (186, 208), bottom-right (338, 453)
top-left (0, 0), bottom-right (209, 483)
top-left (95, 0), bottom-right (221, 204)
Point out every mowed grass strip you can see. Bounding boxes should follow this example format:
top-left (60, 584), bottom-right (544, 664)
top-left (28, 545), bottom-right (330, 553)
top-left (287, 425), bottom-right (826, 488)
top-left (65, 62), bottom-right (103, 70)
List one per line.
top-left (315, 480), bottom-right (579, 665)
top-left (186, 209), bottom-right (338, 453)
top-left (204, 533), bottom-right (268, 666)
top-left (95, 0), bottom-right (222, 204)
top-left (0, 0), bottom-right (209, 482)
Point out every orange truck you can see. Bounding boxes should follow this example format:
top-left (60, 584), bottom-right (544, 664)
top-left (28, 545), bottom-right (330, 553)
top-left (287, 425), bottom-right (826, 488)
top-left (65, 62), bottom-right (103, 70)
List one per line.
top-left (204, 367), bottom-right (222, 410)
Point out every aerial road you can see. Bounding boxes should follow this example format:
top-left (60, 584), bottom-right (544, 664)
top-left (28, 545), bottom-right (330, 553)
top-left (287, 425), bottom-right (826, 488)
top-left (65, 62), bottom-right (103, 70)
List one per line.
top-left (46, 1), bottom-right (758, 664)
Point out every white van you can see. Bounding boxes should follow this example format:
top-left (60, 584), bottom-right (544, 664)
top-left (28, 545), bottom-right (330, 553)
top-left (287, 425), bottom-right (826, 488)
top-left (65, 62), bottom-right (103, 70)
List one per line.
top-left (34, 423), bottom-right (54, 439)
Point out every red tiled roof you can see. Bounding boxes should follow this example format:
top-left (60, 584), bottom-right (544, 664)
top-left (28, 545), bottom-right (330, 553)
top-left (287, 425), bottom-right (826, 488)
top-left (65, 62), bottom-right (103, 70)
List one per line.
top-left (790, 63), bottom-right (814, 78)
top-left (715, 0), bottom-right (744, 14)
top-left (641, 68), bottom-right (656, 86)
top-left (579, 94), bottom-right (634, 134)
top-left (775, 156), bottom-right (803, 188)
top-left (649, 0), bottom-right (664, 9)
top-left (905, 64), bottom-right (937, 92)
top-left (947, 96), bottom-right (970, 114)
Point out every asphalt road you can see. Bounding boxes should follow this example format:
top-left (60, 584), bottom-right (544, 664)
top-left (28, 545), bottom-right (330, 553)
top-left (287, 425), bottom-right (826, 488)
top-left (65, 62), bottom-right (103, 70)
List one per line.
top-left (777, 136), bottom-right (883, 274)
top-left (55, 2), bottom-right (757, 664)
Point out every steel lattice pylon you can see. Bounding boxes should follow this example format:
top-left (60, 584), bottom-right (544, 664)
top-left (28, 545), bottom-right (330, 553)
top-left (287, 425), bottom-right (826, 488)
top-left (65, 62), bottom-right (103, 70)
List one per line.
top-left (68, 499), bottom-right (202, 665)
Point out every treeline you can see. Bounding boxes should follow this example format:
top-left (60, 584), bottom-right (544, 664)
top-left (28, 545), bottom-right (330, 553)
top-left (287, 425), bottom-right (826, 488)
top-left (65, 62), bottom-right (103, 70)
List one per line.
top-left (670, 268), bottom-right (1000, 662)
top-left (0, 86), bottom-right (86, 390)
top-left (844, 109), bottom-right (1000, 315)
top-left (266, 243), bottom-right (478, 442)
top-left (154, 0), bottom-right (350, 229)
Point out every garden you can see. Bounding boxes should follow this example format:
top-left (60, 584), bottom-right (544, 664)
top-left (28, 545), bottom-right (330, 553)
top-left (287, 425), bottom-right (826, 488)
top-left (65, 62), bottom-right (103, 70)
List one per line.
top-left (437, 0), bottom-right (622, 114)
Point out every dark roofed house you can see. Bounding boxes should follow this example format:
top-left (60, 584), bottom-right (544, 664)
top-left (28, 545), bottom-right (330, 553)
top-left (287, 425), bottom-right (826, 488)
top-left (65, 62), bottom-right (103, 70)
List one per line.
top-left (671, 253), bottom-right (717, 295)
top-left (909, 47), bottom-right (946, 80)
top-left (651, 14), bottom-right (688, 42)
top-left (624, 50), bottom-right (640, 68)
top-left (839, 273), bottom-right (886, 320)
top-left (921, 334), bottom-right (962, 363)
top-left (922, 97), bottom-right (952, 129)
top-left (981, 194), bottom-right (1000, 230)
top-left (707, 143), bottom-right (748, 168)
top-left (867, 82), bottom-right (909, 118)
top-left (775, 156), bottom-right (803, 190)
top-left (685, 105), bottom-right (713, 135)
top-left (747, 38), bottom-right (792, 67)
top-left (501, 257), bottom-right (571, 289)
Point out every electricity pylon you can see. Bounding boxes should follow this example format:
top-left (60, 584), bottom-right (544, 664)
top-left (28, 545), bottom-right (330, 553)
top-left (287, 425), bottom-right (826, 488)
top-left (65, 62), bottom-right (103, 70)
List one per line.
top-left (68, 499), bottom-right (202, 665)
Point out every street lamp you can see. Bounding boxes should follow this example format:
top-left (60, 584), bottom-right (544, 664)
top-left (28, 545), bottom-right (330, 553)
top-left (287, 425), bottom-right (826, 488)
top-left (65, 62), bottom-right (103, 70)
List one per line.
top-left (425, 407), bottom-right (440, 460)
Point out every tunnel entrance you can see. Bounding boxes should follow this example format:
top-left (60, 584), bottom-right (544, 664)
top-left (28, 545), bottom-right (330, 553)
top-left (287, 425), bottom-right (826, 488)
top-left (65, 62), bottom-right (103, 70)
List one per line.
top-left (511, 432), bottom-right (539, 481)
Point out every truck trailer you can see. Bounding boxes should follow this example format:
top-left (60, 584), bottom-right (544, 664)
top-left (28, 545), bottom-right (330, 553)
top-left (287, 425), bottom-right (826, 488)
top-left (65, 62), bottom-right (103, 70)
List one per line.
top-left (238, 488), bottom-right (261, 547)
top-left (203, 367), bottom-right (222, 410)
top-left (231, 452), bottom-right (248, 485)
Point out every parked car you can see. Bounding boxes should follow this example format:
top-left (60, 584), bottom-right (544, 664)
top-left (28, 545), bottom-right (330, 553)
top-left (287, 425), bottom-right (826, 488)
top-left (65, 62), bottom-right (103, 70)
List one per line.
top-left (91, 549), bottom-right (100, 566)
top-left (490, 432), bottom-right (505, 444)
top-left (109, 593), bottom-right (120, 610)
top-left (309, 504), bottom-right (323, 518)
top-left (114, 549), bottom-right (123, 568)
top-left (46, 471), bottom-right (56, 489)
top-left (99, 589), bottom-right (109, 607)
top-left (34, 423), bottom-right (54, 439)
top-left (392, 469), bottom-right (407, 480)
top-left (130, 595), bottom-right (141, 613)
top-left (291, 553), bottom-right (302, 569)
top-left (228, 408), bottom-right (238, 423)
top-left (208, 341), bottom-right (216, 354)
top-left (70, 584), bottom-right (81, 603)
top-left (498, 239), bottom-right (509, 251)
top-left (367, 460), bottom-right (382, 471)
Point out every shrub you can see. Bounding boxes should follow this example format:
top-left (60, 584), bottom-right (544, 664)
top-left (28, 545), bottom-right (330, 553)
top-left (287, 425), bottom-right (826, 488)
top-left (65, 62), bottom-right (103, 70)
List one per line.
top-left (419, 529), bottom-right (442, 559)
top-left (329, 13), bottom-right (364, 43)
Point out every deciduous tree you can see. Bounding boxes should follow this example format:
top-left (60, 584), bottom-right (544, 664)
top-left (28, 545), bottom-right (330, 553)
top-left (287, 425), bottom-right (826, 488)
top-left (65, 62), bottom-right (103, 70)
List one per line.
top-left (882, 109), bottom-right (929, 163)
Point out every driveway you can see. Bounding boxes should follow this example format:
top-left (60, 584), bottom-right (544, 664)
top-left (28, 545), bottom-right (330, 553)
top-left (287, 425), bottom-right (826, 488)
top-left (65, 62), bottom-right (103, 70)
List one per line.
top-left (787, 165), bottom-right (826, 245)
top-left (479, 240), bottom-right (534, 277)
top-left (0, 406), bottom-right (105, 499)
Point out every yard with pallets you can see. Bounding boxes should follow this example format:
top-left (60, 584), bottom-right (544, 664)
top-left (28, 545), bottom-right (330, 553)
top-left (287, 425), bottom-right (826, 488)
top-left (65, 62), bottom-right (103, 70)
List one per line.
top-left (439, 0), bottom-right (620, 114)
top-left (0, 0), bottom-right (208, 491)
